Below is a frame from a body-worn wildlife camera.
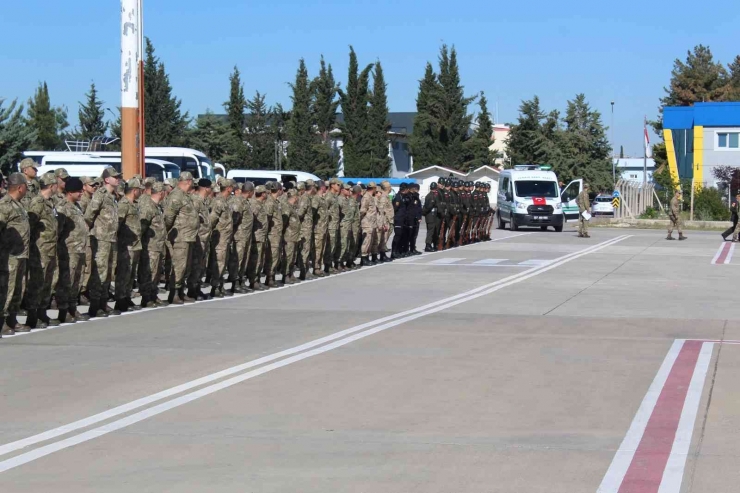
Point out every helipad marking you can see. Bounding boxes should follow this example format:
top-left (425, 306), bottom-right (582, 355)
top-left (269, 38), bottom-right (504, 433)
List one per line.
top-left (473, 259), bottom-right (508, 265)
top-left (711, 242), bottom-right (734, 265)
top-left (428, 257), bottom-right (465, 265)
top-left (518, 259), bottom-right (552, 266)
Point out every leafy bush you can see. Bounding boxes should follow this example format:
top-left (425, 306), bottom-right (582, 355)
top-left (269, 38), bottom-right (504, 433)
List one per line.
top-left (693, 187), bottom-right (730, 221)
top-left (639, 207), bottom-right (661, 219)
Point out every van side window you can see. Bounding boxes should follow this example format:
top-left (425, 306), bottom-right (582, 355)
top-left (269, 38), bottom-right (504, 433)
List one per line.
top-left (500, 177), bottom-right (509, 195)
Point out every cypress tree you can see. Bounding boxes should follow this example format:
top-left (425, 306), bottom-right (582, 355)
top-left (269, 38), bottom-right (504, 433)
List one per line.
top-left (187, 111), bottom-right (238, 168)
top-left (77, 82), bottom-right (108, 142)
top-left (367, 61), bottom-right (391, 177)
top-left (409, 63), bottom-right (443, 169)
top-left (271, 103), bottom-right (289, 170)
top-left (27, 82), bottom-right (69, 150)
top-left (245, 91), bottom-right (274, 169)
top-left (0, 98), bottom-right (36, 175)
top-left (339, 46), bottom-right (373, 176)
top-left (311, 56), bottom-right (341, 178)
top-left (464, 91), bottom-right (495, 171)
top-left (437, 45), bottom-right (475, 170)
top-left (287, 59), bottom-right (316, 172)
top-left (505, 96), bottom-right (547, 166)
top-left (143, 37), bottom-right (190, 146)
top-left (223, 66), bottom-right (247, 134)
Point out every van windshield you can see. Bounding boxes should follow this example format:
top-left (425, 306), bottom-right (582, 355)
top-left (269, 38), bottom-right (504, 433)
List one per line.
top-left (515, 180), bottom-right (559, 198)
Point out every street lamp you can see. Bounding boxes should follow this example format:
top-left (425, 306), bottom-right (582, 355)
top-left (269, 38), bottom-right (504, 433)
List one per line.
top-left (611, 101), bottom-right (615, 185)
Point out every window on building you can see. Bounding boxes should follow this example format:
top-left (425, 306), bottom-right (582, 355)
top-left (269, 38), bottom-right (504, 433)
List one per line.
top-left (718, 132), bottom-right (740, 149)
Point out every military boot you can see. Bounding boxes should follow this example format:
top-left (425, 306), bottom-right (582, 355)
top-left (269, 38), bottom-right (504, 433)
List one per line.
top-left (79, 292), bottom-right (91, 306)
top-left (304, 270), bottom-right (317, 280)
top-left (370, 255), bottom-right (378, 265)
top-left (126, 297), bottom-right (142, 311)
top-left (265, 276), bottom-right (277, 288)
top-left (114, 299), bottom-right (131, 313)
top-left (666, 234), bottom-right (675, 240)
top-left (72, 306), bottom-right (90, 322)
top-left (38, 309), bottom-right (60, 327)
top-left (424, 244), bottom-right (434, 252)
top-left (250, 281), bottom-right (268, 291)
top-left (361, 256), bottom-right (372, 267)
top-left (313, 269), bottom-right (326, 277)
top-left (169, 289), bottom-right (184, 305)
top-left (88, 300), bottom-right (108, 318)
top-left (25, 310), bottom-right (41, 329)
top-left (679, 233), bottom-right (687, 241)
top-left (57, 308), bottom-right (69, 324)
top-left (179, 288), bottom-right (196, 303)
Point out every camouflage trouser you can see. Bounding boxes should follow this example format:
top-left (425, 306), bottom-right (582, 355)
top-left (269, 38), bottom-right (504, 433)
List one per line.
top-left (209, 232), bottom-right (231, 288)
top-left (0, 257), bottom-right (27, 317)
top-left (361, 227), bottom-right (377, 256)
top-left (26, 252), bottom-right (57, 310)
top-left (265, 233), bottom-right (283, 277)
top-left (733, 221), bottom-right (740, 241)
top-left (377, 227), bottom-right (389, 253)
top-left (115, 247), bottom-right (141, 300)
top-left (283, 241), bottom-right (298, 278)
top-left (188, 237), bottom-right (209, 291)
top-left (89, 238), bottom-right (116, 302)
top-left (668, 215), bottom-right (683, 235)
top-left (228, 236), bottom-right (250, 281)
top-left (164, 242), bottom-right (172, 284)
top-left (247, 240), bottom-right (265, 284)
top-left (299, 228), bottom-right (313, 271)
top-left (80, 240), bottom-right (93, 293)
top-left (339, 225), bottom-right (352, 263)
top-left (168, 242), bottom-right (193, 290)
top-left (578, 214), bottom-right (589, 236)
top-left (313, 226), bottom-right (327, 270)
top-left (139, 249), bottom-right (163, 299)
top-left (354, 226), bottom-right (362, 258)
top-left (326, 224), bottom-right (339, 265)
top-left (56, 252), bottom-right (85, 309)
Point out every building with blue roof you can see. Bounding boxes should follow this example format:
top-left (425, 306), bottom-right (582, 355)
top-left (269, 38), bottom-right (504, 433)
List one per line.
top-left (662, 102), bottom-right (740, 187)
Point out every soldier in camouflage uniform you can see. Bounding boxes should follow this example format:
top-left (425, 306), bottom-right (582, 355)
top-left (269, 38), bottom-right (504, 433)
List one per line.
top-left (188, 179), bottom-right (213, 300)
top-left (377, 181), bottom-right (394, 262)
top-left (208, 178), bottom-right (234, 297)
top-left (667, 189), bottom-right (686, 241)
top-left (577, 183), bottom-right (591, 238)
top-left (53, 168), bottom-right (69, 207)
top-left (78, 176), bottom-right (98, 304)
top-left (0, 173), bottom-right (31, 335)
top-left (164, 172), bottom-right (199, 305)
top-left (228, 181), bottom-right (254, 294)
top-left (19, 159), bottom-right (39, 209)
top-left (26, 172), bottom-right (60, 328)
top-left (115, 178), bottom-right (144, 312)
top-left (338, 184), bottom-right (356, 270)
top-left (324, 178), bottom-right (342, 273)
top-left (312, 181), bottom-right (330, 277)
top-left (297, 180), bottom-right (315, 280)
top-left (351, 185), bottom-right (362, 266)
top-left (360, 182), bottom-right (379, 266)
top-left (139, 182), bottom-right (168, 308)
top-left (55, 177), bottom-right (90, 323)
top-left (281, 189), bottom-right (301, 285)
top-left (263, 181), bottom-right (284, 287)
top-left (247, 185), bottom-right (268, 291)
top-left (85, 167), bottom-right (121, 318)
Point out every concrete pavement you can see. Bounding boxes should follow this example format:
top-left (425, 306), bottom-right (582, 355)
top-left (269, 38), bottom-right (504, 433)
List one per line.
top-left (0, 226), bottom-right (737, 492)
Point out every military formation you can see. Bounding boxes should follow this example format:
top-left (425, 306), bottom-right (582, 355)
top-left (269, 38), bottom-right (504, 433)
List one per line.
top-left (0, 161), bottom-right (495, 336)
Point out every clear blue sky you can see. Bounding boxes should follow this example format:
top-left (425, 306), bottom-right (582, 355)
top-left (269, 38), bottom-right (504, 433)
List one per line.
top-left (2, 0), bottom-right (738, 157)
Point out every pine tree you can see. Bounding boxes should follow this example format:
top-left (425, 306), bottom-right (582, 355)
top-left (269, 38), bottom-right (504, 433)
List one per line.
top-left (619, 145), bottom-right (624, 159)
top-left (660, 45), bottom-right (728, 110)
top-left (77, 82), bottom-right (108, 142)
top-left (409, 63), bottom-right (443, 169)
top-left (186, 111), bottom-right (241, 169)
top-left (245, 91), bottom-right (274, 170)
top-left (224, 66), bottom-right (247, 134)
top-left (26, 82), bottom-right (68, 150)
top-left (143, 37), bottom-right (190, 146)
top-left (505, 96), bottom-right (547, 166)
top-left (339, 47), bottom-right (373, 176)
top-left (271, 103), bottom-right (289, 170)
top-left (464, 91), bottom-right (495, 171)
top-left (311, 56), bottom-right (341, 178)
top-left (0, 98), bottom-right (36, 175)
top-left (437, 45), bottom-right (475, 170)
top-left (367, 61), bottom-right (391, 177)
top-left (287, 59), bottom-right (317, 172)
top-left (727, 56), bottom-right (740, 101)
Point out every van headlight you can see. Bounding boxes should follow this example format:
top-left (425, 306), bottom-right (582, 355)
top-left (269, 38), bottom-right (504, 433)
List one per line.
top-left (515, 201), bottom-right (527, 209)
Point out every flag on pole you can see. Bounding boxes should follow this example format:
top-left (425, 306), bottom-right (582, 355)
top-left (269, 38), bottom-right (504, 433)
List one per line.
top-left (644, 117), bottom-right (652, 158)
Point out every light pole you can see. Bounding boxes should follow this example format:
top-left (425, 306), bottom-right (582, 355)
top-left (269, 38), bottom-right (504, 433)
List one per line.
top-left (611, 101), bottom-right (615, 186)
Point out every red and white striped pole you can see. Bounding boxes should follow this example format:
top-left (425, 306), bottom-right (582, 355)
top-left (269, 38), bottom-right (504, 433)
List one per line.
top-left (121, 0), bottom-right (143, 179)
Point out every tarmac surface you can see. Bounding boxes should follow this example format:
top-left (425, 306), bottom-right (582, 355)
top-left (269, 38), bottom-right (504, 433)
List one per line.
top-left (0, 224), bottom-right (738, 492)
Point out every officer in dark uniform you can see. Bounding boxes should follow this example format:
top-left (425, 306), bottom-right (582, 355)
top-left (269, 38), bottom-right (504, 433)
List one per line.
top-left (407, 183), bottom-right (422, 255)
top-left (437, 178), bottom-right (451, 250)
top-left (423, 182), bottom-right (440, 251)
top-left (447, 180), bottom-right (460, 248)
top-left (459, 181), bottom-right (471, 245)
top-left (391, 183), bottom-right (408, 258)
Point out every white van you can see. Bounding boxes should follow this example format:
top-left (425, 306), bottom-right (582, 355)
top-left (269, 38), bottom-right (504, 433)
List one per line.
top-left (226, 169), bottom-right (321, 187)
top-left (496, 165), bottom-right (583, 232)
top-left (36, 157), bottom-right (180, 182)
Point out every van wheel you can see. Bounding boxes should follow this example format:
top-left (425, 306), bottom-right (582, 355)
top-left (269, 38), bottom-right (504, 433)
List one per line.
top-left (510, 216), bottom-right (519, 231)
top-left (540, 226), bottom-right (548, 231)
top-left (496, 212), bottom-right (505, 229)
top-left (554, 225), bottom-right (563, 232)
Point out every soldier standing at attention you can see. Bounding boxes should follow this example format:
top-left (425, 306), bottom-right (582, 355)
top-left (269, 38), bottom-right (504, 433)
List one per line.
top-left (187, 179), bottom-right (213, 300)
top-left (85, 167), bottom-right (121, 318)
top-left (55, 177), bottom-right (90, 323)
top-left (423, 182), bottom-right (440, 252)
top-left (325, 178), bottom-right (342, 273)
top-left (227, 181), bottom-right (248, 294)
top-left (53, 168), bottom-right (69, 206)
top-left (312, 181), bottom-right (330, 277)
top-left (139, 182), bottom-right (167, 308)
top-left (281, 189), bottom-right (301, 284)
top-left (208, 179), bottom-right (234, 297)
top-left (377, 181), bottom-right (394, 262)
top-left (0, 173), bottom-right (31, 335)
top-left (265, 182), bottom-right (284, 287)
top-left (234, 181), bottom-right (255, 294)
top-left (360, 182), bottom-right (379, 266)
top-left (437, 178), bottom-right (450, 249)
top-left (115, 178), bottom-right (144, 312)
top-left (247, 185), bottom-right (269, 291)
top-left (391, 183), bottom-right (407, 259)
top-left (408, 183), bottom-right (423, 254)
top-left (19, 159), bottom-right (39, 209)
top-left (338, 184), bottom-right (355, 271)
top-left (667, 189), bottom-right (687, 241)
top-left (78, 177), bottom-right (97, 305)
top-left (577, 183), bottom-right (591, 238)
top-left (351, 185), bottom-right (363, 267)
top-left (163, 171), bottom-right (199, 305)
top-left (26, 172), bottom-right (60, 328)
top-left (296, 180), bottom-right (315, 280)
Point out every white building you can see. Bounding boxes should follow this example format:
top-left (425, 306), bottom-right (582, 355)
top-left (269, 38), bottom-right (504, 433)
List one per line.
top-left (615, 158), bottom-right (655, 183)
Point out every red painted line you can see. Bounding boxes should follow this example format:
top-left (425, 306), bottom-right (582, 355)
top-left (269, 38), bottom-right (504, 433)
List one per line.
top-left (617, 340), bottom-right (702, 493)
top-left (715, 242), bottom-right (732, 265)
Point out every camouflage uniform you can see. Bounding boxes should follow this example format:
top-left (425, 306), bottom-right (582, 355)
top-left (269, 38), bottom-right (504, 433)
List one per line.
top-left (338, 188), bottom-right (354, 266)
top-left (297, 188), bottom-right (314, 276)
top-left (163, 185), bottom-right (199, 292)
top-left (189, 193), bottom-right (212, 296)
top-left (26, 182), bottom-right (59, 312)
top-left (313, 190), bottom-right (329, 273)
top-left (0, 192), bottom-right (30, 322)
top-left (84, 182), bottom-right (119, 304)
top-left (377, 189), bottom-right (394, 255)
top-left (115, 187), bottom-right (142, 304)
top-left (56, 195), bottom-right (88, 311)
top-left (667, 193), bottom-right (685, 239)
top-left (263, 189), bottom-right (284, 281)
top-left (352, 192), bottom-right (362, 260)
top-left (229, 193), bottom-right (253, 287)
top-left (577, 188), bottom-right (590, 237)
top-left (139, 186), bottom-right (167, 304)
top-left (282, 191), bottom-right (301, 282)
top-left (360, 188), bottom-right (379, 258)
top-left (325, 186), bottom-right (341, 269)
top-left (208, 191), bottom-right (234, 292)
top-left (78, 184), bottom-right (94, 297)
top-left (247, 191), bottom-right (268, 287)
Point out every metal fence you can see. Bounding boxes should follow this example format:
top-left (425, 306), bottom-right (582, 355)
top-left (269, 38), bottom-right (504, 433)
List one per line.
top-left (613, 180), bottom-right (656, 219)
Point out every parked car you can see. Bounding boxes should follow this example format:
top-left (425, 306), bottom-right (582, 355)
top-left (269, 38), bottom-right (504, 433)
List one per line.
top-left (591, 194), bottom-right (615, 216)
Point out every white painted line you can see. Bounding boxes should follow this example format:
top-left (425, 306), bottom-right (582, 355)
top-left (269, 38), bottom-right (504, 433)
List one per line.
top-left (0, 235), bottom-right (631, 471)
top-left (391, 232), bottom-right (534, 263)
top-left (472, 259), bottom-right (508, 265)
top-left (428, 258), bottom-right (465, 265)
top-left (657, 342), bottom-right (714, 493)
top-left (711, 242), bottom-right (730, 265)
top-left (596, 339), bottom-right (685, 493)
top-left (517, 259), bottom-right (552, 266)
top-left (725, 243), bottom-right (735, 264)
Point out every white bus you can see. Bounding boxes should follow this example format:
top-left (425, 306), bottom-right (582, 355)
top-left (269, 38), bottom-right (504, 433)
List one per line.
top-left (226, 169), bottom-right (321, 187)
top-left (22, 147), bottom-right (215, 179)
top-left (35, 156), bottom-right (180, 182)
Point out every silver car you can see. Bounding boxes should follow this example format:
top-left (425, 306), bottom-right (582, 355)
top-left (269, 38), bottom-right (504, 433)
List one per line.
top-left (591, 194), bottom-right (615, 216)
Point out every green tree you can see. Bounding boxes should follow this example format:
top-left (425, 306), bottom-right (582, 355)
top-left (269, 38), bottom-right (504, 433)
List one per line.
top-left (144, 37), bottom-right (190, 146)
top-left (287, 58), bottom-right (317, 172)
top-left (26, 82), bottom-right (69, 150)
top-left (619, 145), bottom-right (624, 159)
top-left (464, 91), bottom-right (496, 171)
top-left (660, 45), bottom-right (729, 110)
top-left (505, 96), bottom-right (547, 166)
top-left (437, 45), bottom-right (475, 170)
top-left (409, 63), bottom-right (443, 169)
top-left (186, 111), bottom-right (241, 169)
top-left (311, 56), bottom-right (341, 178)
top-left (0, 98), bottom-right (36, 175)
top-left (76, 82), bottom-right (108, 142)
top-left (339, 46), bottom-right (373, 176)
top-left (223, 66), bottom-right (247, 134)
top-left (271, 103), bottom-right (289, 170)
top-left (245, 91), bottom-right (274, 169)
top-left (366, 61), bottom-right (391, 177)
top-left (727, 55), bottom-right (740, 101)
